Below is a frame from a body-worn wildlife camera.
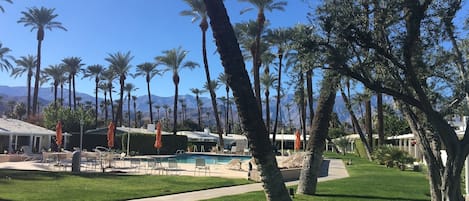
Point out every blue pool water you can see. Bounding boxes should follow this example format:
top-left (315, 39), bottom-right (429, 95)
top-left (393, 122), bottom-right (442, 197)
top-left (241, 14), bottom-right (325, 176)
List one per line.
top-left (174, 153), bottom-right (251, 164)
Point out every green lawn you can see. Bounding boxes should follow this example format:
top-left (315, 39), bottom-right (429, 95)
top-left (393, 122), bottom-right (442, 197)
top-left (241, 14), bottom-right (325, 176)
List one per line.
top-left (0, 170), bottom-right (251, 201)
top-left (205, 153), bottom-right (431, 201)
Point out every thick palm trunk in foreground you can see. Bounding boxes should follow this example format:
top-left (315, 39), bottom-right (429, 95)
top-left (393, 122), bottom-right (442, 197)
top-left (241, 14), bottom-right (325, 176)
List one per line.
top-left (297, 70), bottom-right (340, 195)
top-left (204, 1), bottom-right (291, 200)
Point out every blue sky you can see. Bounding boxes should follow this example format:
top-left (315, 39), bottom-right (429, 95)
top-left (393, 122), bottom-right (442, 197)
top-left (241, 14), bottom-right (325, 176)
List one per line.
top-left (0, 0), bottom-right (314, 98)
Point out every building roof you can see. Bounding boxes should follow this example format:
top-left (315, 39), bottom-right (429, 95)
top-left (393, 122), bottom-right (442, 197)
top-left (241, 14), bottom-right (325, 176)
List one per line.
top-left (0, 118), bottom-right (68, 136)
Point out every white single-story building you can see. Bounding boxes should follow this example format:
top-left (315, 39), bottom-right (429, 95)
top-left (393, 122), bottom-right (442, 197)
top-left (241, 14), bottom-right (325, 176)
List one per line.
top-left (0, 118), bottom-right (70, 153)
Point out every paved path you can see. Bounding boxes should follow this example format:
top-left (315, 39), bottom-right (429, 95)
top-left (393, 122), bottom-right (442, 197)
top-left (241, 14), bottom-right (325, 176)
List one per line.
top-left (130, 159), bottom-right (349, 201)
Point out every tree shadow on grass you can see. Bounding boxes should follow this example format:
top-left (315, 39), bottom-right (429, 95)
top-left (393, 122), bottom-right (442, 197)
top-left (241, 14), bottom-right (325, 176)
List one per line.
top-left (315, 193), bottom-right (430, 201)
top-left (0, 169), bottom-right (138, 184)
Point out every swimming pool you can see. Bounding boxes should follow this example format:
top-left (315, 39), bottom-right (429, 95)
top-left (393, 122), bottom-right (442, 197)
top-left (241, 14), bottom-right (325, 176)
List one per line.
top-left (174, 153), bottom-right (251, 164)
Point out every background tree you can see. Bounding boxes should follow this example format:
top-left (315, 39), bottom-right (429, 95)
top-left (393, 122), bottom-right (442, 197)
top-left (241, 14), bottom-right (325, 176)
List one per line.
top-left (101, 68), bottom-right (116, 123)
top-left (190, 88), bottom-right (206, 129)
top-left (124, 83), bottom-right (136, 128)
top-left (181, 1), bottom-right (225, 148)
top-left (0, 43), bottom-right (13, 72)
top-left (106, 51), bottom-right (133, 126)
top-left (0, 0), bottom-right (12, 13)
top-left (239, 0), bottom-right (287, 116)
top-left (156, 47), bottom-right (198, 135)
top-left (135, 62), bottom-right (160, 123)
top-left (82, 64), bottom-right (104, 128)
top-left (11, 55), bottom-right (36, 118)
top-left (132, 95), bottom-right (137, 127)
top-left (13, 102), bottom-right (26, 120)
top-left (42, 64), bottom-right (63, 110)
top-left (18, 6), bottom-right (66, 116)
top-left (205, 1), bottom-right (291, 200)
top-left (62, 56), bottom-right (84, 110)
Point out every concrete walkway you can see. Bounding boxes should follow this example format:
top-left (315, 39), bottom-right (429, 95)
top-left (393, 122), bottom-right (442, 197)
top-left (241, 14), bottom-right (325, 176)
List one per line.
top-left (130, 159), bottom-right (349, 201)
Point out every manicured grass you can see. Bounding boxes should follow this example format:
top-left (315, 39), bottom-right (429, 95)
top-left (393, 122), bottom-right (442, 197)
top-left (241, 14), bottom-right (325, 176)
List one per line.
top-left (0, 170), bottom-right (251, 201)
top-left (205, 153), bottom-right (431, 201)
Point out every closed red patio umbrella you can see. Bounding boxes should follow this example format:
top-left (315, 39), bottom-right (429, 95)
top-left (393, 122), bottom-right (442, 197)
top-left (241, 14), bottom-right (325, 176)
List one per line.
top-left (154, 122), bottom-right (162, 153)
top-left (107, 122), bottom-right (115, 149)
top-left (294, 130), bottom-right (301, 151)
top-left (55, 121), bottom-right (63, 150)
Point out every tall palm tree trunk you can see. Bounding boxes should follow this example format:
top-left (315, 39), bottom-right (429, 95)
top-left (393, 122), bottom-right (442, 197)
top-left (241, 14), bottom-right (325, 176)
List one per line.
top-left (117, 79), bottom-right (125, 126)
top-left (299, 72), bottom-right (307, 149)
top-left (365, 98), bottom-right (373, 151)
top-left (201, 19), bottom-right (224, 148)
top-left (32, 29), bottom-right (43, 116)
top-left (254, 10), bottom-right (265, 118)
top-left (173, 76), bottom-right (179, 135)
top-left (128, 94), bottom-right (131, 127)
top-left (73, 76), bottom-right (77, 110)
top-left (377, 91), bottom-right (384, 145)
top-left (340, 87), bottom-right (372, 160)
top-left (147, 78), bottom-right (154, 123)
top-left (272, 52), bottom-right (283, 144)
top-left (108, 85), bottom-right (114, 122)
top-left (68, 77), bottom-right (72, 109)
top-left (196, 95), bottom-right (202, 128)
top-left (204, 1), bottom-right (291, 200)
top-left (104, 90), bottom-right (108, 123)
top-left (306, 69), bottom-right (314, 129)
top-left (226, 87), bottom-right (229, 134)
top-left (133, 99), bottom-right (137, 127)
top-left (60, 83), bottom-right (64, 106)
top-left (94, 78), bottom-right (99, 128)
top-left (27, 71), bottom-right (32, 118)
top-left (297, 70), bottom-right (340, 195)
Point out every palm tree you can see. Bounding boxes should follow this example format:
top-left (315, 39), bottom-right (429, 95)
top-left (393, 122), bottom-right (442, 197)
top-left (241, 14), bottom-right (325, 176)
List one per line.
top-left (265, 27), bottom-right (292, 143)
top-left (11, 55), bottom-right (36, 118)
top-left (261, 71), bottom-right (277, 135)
top-left (154, 105), bottom-right (161, 121)
top-left (190, 88), bottom-right (206, 129)
top-left (0, 0), bottom-right (12, 13)
top-left (82, 64), bottom-right (104, 128)
top-left (62, 57), bottom-right (84, 110)
top-left (105, 51), bottom-right (133, 126)
top-left (98, 82), bottom-right (110, 123)
top-left (135, 62), bottom-right (161, 124)
top-left (0, 43), bottom-right (13, 72)
top-left (162, 104), bottom-right (169, 121)
top-left (123, 83), bottom-right (137, 128)
top-left (101, 68), bottom-right (116, 123)
top-left (132, 95), bottom-right (138, 127)
top-left (156, 47), bottom-right (198, 135)
top-left (18, 7), bottom-right (67, 116)
top-left (181, 0), bottom-right (224, 148)
top-left (239, 0), bottom-right (287, 117)
top-left (203, 79), bottom-right (224, 141)
top-left (42, 64), bottom-right (63, 109)
top-left (204, 1), bottom-right (291, 199)
top-left (218, 73), bottom-right (231, 134)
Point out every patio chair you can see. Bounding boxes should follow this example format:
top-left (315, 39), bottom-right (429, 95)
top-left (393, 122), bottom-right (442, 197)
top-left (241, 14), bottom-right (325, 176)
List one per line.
top-left (165, 158), bottom-right (181, 175)
top-left (147, 158), bottom-right (165, 175)
top-left (194, 158), bottom-right (210, 176)
top-left (130, 158), bottom-right (141, 172)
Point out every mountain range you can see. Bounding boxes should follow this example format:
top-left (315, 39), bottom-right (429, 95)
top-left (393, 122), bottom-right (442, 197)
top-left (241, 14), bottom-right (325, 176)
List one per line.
top-left (0, 85), bottom-right (393, 125)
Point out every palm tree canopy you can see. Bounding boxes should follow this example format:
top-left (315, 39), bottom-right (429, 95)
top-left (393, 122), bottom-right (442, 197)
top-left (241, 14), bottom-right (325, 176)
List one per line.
top-left (17, 7), bottom-right (67, 32)
top-left (0, 43), bottom-right (14, 72)
top-left (0, 0), bottom-right (13, 13)
top-left (238, 0), bottom-right (287, 14)
top-left (180, 0), bottom-right (207, 23)
top-left (82, 64), bottom-right (104, 80)
top-left (43, 64), bottom-right (64, 85)
top-left (124, 83), bottom-right (137, 94)
top-left (156, 46), bottom-right (199, 75)
top-left (134, 62), bottom-right (161, 81)
top-left (204, 80), bottom-right (219, 91)
top-left (11, 55), bottom-right (36, 77)
top-left (106, 51), bottom-right (134, 78)
top-left (261, 72), bottom-right (278, 91)
top-left (190, 88), bottom-right (207, 95)
top-left (62, 57), bottom-right (85, 76)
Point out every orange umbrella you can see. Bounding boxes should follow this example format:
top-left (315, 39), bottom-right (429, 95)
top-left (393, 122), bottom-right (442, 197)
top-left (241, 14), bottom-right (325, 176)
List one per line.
top-left (107, 122), bottom-right (115, 148)
top-left (294, 130), bottom-right (301, 151)
top-left (154, 122), bottom-right (162, 150)
top-left (55, 121), bottom-right (63, 149)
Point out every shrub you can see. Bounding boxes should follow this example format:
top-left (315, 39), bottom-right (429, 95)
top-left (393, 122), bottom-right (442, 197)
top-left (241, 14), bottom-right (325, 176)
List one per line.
top-left (372, 146), bottom-right (415, 169)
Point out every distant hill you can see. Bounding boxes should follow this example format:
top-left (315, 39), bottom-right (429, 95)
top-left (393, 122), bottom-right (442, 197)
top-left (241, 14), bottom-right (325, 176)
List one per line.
top-left (0, 85), bottom-right (394, 126)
